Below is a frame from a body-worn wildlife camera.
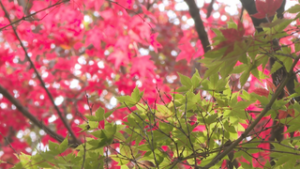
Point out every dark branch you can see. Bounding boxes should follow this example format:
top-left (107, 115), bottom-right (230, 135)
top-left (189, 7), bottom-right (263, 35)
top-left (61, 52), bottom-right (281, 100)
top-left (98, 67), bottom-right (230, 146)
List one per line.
top-left (0, 84), bottom-right (79, 147)
top-left (0, 0), bottom-right (80, 145)
top-left (206, 0), bottom-right (215, 18)
top-left (0, 0), bottom-right (70, 31)
top-left (239, 0), bottom-right (298, 166)
top-left (184, 0), bottom-right (211, 74)
top-left (184, 0), bottom-right (210, 53)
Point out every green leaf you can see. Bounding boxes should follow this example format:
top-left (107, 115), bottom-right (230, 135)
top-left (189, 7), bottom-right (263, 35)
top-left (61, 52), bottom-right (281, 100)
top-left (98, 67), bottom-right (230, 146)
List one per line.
top-left (295, 12), bottom-right (300, 19)
top-left (78, 123), bottom-right (91, 131)
top-left (117, 96), bottom-right (136, 107)
top-left (240, 162), bottom-right (253, 168)
top-left (286, 4), bottom-right (300, 13)
top-left (157, 104), bottom-right (173, 118)
top-left (191, 69), bottom-right (201, 88)
top-left (251, 93), bottom-right (270, 106)
top-left (104, 110), bottom-right (114, 118)
top-left (227, 21), bottom-right (237, 29)
top-left (48, 141), bottom-right (60, 155)
top-left (220, 61), bottom-right (235, 78)
top-left (89, 121), bottom-right (99, 129)
top-left (250, 67), bottom-right (259, 79)
top-left (283, 57), bottom-right (293, 72)
top-left (270, 61), bottom-right (283, 74)
top-left (238, 53), bottom-right (248, 64)
top-left (290, 103), bottom-right (300, 113)
top-left (211, 28), bottom-right (224, 38)
top-left (206, 113), bottom-right (219, 124)
top-left (274, 19), bottom-right (293, 32)
top-left (209, 72), bottom-right (219, 86)
top-left (159, 122), bottom-right (173, 133)
top-left (85, 107), bottom-right (107, 122)
top-left (203, 47), bottom-right (227, 59)
top-left (224, 121), bottom-right (236, 133)
top-left (272, 99), bottom-right (289, 110)
top-left (240, 70), bottom-right (250, 87)
top-left (90, 130), bottom-right (104, 138)
top-left (203, 64), bottom-right (221, 79)
top-left (104, 122), bottom-right (117, 140)
top-left (131, 86), bottom-right (143, 102)
top-left (285, 123), bottom-right (300, 133)
top-left (176, 85), bottom-right (191, 92)
top-left (178, 73), bottom-right (192, 87)
top-left (258, 54), bottom-right (270, 70)
top-left (111, 155), bottom-right (130, 166)
top-left (95, 107), bottom-right (105, 121)
top-left (232, 64), bottom-right (246, 74)
top-left (59, 138), bottom-right (68, 153)
top-left (295, 42), bottom-right (300, 52)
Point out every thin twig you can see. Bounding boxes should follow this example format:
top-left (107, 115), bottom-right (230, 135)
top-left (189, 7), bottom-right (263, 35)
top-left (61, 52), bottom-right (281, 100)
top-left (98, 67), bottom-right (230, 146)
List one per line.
top-left (237, 147), bottom-right (300, 156)
top-left (238, 149), bottom-right (270, 169)
top-left (0, 0), bottom-right (70, 31)
top-left (0, 132), bottom-right (19, 158)
top-left (81, 136), bottom-right (87, 169)
top-left (0, 84), bottom-right (82, 147)
top-left (123, 102), bottom-right (159, 168)
top-left (105, 146), bottom-right (109, 169)
top-left (206, 0), bottom-right (215, 18)
top-left (85, 93), bottom-right (94, 116)
top-left (143, 99), bottom-right (160, 169)
top-left (128, 127), bottom-right (141, 168)
top-left (183, 95), bottom-right (197, 167)
top-left (0, 0), bottom-right (79, 145)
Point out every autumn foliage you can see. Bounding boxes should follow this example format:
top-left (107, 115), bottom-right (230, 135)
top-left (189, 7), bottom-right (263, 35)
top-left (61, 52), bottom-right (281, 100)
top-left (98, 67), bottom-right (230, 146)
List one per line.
top-left (1, 0), bottom-right (300, 168)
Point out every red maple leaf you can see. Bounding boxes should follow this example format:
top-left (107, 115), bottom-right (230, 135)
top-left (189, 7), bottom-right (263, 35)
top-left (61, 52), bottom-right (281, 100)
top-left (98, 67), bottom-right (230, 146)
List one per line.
top-left (0, 48), bottom-right (13, 67)
top-left (150, 33), bottom-right (162, 53)
top-left (214, 21), bottom-right (245, 56)
top-left (252, 0), bottom-right (284, 19)
top-left (252, 88), bottom-right (269, 97)
top-left (108, 50), bottom-right (130, 68)
top-left (252, 80), bottom-right (294, 119)
top-left (130, 55), bottom-right (156, 77)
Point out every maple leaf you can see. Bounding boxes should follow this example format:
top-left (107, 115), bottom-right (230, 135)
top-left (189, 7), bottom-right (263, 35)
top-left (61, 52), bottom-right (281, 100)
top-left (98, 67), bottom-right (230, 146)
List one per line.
top-left (252, 88), bottom-right (269, 97)
top-left (86, 26), bottom-right (104, 50)
top-left (3, 0), bottom-right (299, 167)
top-left (108, 50), bottom-right (130, 68)
top-left (214, 21), bottom-right (245, 56)
top-left (115, 36), bottom-right (131, 51)
top-left (53, 58), bottom-right (77, 71)
top-left (150, 33), bottom-right (162, 53)
top-left (252, 80), bottom-right (294, 119)
top-left (176, 30), bottom-right (204, 63)
top-left (130, 55), bottom-right (156, 77)
top-left (252, 0), bottom-right (284, 19)
top-left (176, 43), bottom-right (195, 63)
top-left (0, 48), bottom-right (13, 67)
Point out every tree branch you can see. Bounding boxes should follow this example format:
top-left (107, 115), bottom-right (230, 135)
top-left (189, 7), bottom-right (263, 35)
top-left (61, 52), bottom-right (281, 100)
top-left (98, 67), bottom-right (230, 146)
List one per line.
top-left (200, 56), bottom-right (300, 169)
top-left (240, 0), bottom-right (299, 165)
top-left (184, 0), bottom-right (210, 53)
top-left (206, 0), bottom-right (215, 19)
top-left (184, 0), bottom-right (211, 74)
top-left (0, 84), bottom-right (79, 147)
top-left (0, 0), bottom-right (80, 145)
top-left (0, 0), bottom-right (70, 31)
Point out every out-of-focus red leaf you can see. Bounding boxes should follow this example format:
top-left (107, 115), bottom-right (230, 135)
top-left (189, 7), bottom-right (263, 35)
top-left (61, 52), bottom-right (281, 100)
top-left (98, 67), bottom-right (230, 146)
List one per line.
top-left (252, 0), bottom-right (284, 19)
top-left (252, 88), bottom-right (270, 97)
